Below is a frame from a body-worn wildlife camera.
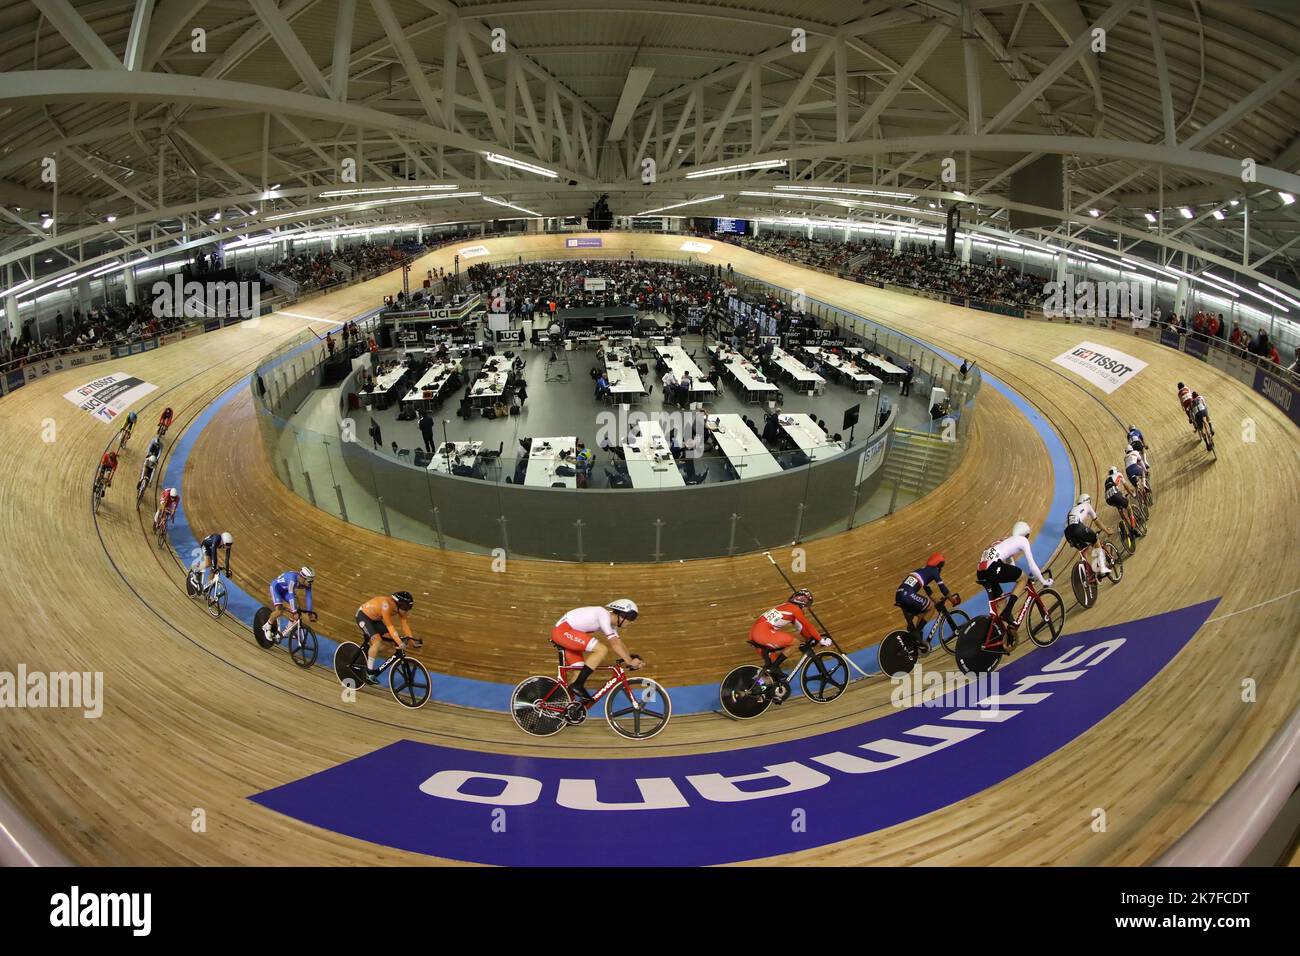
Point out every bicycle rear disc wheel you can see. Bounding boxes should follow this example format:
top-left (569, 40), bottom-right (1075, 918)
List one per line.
top-left (801, 651), bottom-right (849, 703)
top-left (1072, 562), bottom-right (1096, 609)
top-left (291, 626), bottom-right (318, 668)
top-left (877, 632), bottom-right (917, 677)
top-left (605, 677), bottom-right (671, 740)
top-left (719, 664), bottom-right (770, 720)
top-left (252, 607), bottom-right (275, 649)
top-left (333, 641), bottom-right (367, 689)
top-left (511, 677), bottom-right (570, 736)
top-left (955, 617), bottom-right (1002, 674)
top-left (1029, 589), bottom-right (1066, 646)
top-left (389, 657), bottom-right (431, 709)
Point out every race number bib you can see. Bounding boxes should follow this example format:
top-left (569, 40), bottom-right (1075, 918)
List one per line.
top-left (761, 608), bottom-right (786, 627)
top-left (981, 545), bottom-right (1000, 565)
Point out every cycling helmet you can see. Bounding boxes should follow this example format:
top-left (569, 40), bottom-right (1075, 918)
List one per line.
top-left (166, 487), bottom-right (179, 500)
top-left (789, 589), bottom-right (814, 608)
top-left (1011, 521), bottom-right (1031, 538)
top-left (1077, 493), bottom-right (1091, 505)
top-left (1108, 466), bottom-right (1119, 477)
top-left (145, 454), bottom-right (158, 467)
top-left (391, 590), bottom-right (414, 610)
top-left (298, 565), bottom-right (314, 581)
top-left (1177, 382), bottom-right (1184, 389)
top-left (925, 552), bottom-right (945, 568)
top-left (220, 532), bottom-right (234, 545)
top-left (607, 598), bottom-right (639, 621)
top-left (1129, 440), bottom-right (1142, 451)
top-left (1191, 391), bottom-right (1199, 399)
top-left (127, 411), bottom-right (138, 423)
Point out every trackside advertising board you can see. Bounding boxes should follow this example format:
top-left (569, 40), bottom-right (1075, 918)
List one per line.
top-left (63, 372), bottom-right (159, 423)
top-left (1051, 341), bottom-right (1147, 394)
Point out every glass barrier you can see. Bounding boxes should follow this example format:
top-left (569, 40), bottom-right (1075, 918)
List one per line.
top-left (250, 264), bottom-right (978, 561)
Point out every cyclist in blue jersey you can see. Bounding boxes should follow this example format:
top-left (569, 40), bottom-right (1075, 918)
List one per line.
top-left (894, 552), bottom-right (958, 642)
top-left (118, 410), bottom-right (139, 448)
top-left (264, 567), bottom-right (316, 642)
top-left (197, 531), bottom-right (234, 591)
top-left (145, 434), bottom-right (163, 461)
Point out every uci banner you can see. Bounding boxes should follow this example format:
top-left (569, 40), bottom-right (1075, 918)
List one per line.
top-left (63, 371), bottom-right (159, 423)
top-left (1051, 340), bottom-right (1148, 394)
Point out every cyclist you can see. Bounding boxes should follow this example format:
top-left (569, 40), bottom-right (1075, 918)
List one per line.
top-left (96, 450), bottom-right (119, 489)
top-left (1064, 494), bottom-right (1113, 576)
top-left (1176, 382), bottom-right (1194, 427)
top-left (551, 599), bottom-right (642, 701)
top-left (138, 454), bottom-right (159, 494)
top-left (1104, 466), bottom-right (1139, 534)
top-left (153, 486), bottom-right (180, 531)
top-left (1191, 391), bottom-right (1213, 439)
top-left (356, 591), bottom-right (421, 684)
top-left (197, 531), bottom-right (234, 592)
top-left (1126, 425), bottom-right (1149, 470)
top-left (157, 406), bottom-right (174, 437)
top-left (264, 566), bottom-right (316, 642)
top-left (1124, 444), bottom-right (1149, 496)
top-left (145, 434), bottom-right (163, 461)
top-left (976, 521), bottom-right (1051, 645)
top-left (748, 589), bottom-right (832, 697)
top-left (895, 553), bottom-right (958, 644)
top-left (117, 410), bottom-right (138, 447)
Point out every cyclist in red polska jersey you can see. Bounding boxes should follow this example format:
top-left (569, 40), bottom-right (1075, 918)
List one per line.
top-left (747, 589), bottom-right (831, 699)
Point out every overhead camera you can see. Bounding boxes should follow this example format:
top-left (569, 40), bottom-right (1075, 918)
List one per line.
top-left (587, 192), bottom-right (614, 231)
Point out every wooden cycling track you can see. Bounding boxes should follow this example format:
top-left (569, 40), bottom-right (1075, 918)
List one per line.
top-left (1, 231), bottom-right (1296, 866)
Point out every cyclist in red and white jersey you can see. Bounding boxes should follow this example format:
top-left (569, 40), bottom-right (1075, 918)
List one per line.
top-left (747, 589), bottom-right (832, 695)
top-left (976, 521), bottom-right (1051, 634)
top-left (154, 486), bottom-right (181, 529)
top-left (551, 599), bottom-right (642, 701)
top-left (1064, 494), bottom-right (1112, 576)
top-left (1176, 382), bottom-right (1194, 426)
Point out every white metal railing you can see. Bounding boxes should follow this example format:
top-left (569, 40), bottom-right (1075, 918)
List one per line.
top-left (0, 789), bottom-right (71, 866)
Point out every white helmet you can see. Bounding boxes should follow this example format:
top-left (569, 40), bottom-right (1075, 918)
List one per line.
top-left (167, 487), bottom-right (180, 500)
top-left (299, 566), bottom-right (315, 582)
top-left (1077, 493), bottom-right (1091, 505)
top-left (145, 454), bottom-right (158, 466)
top-left (220, 532), bottom-right (234, 545)
top-left (1108, 466), bottom-right (1119, 477)
top-left (606, 598), bottom-right (638, 621)
top-left (1012, 521), bottom-right (1031, 538)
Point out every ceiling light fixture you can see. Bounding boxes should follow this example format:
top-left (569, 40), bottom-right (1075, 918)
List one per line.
top-left (483, 152), bottom-right (558, 178)
top-left (684, 159), bottom-right (786, 179)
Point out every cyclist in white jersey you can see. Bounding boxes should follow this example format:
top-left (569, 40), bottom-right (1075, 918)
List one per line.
top-left (976, 521), bottom-right (1051, 632)
top-left (1124, 446), bottom-right (1148, 493)
top-left (550, 599), bottom-right (642, 701)
top-left (1063, 494), bottom-right (1112, 575)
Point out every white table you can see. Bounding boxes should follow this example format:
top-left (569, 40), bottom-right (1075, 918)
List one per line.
top-left (622, 420), bottom-right (686, 488)
top-left (805, 346), bottom-right (882, 392)
top-left (705, 414), bottom-right (783, 479)
top-left (770, 346), bottom-right (824, 391)
top-left (469, 361), bottom-right (510, 406)
top-left (401, 359), bottom-right (460, 405)
top-left (778, 413), bottom-right (845, 462)
top-left (655, 345), bottom-right (716, 397)
top-left (525, 437), bottom-right (579, 488)
top-left (708, 345), bottom-right (779, 404)
top-left (601, 346), bottom-right (646, 399)
top-left (848, 346), bottom-right (907, 378)
top-left (359, 364), bottom-right (409, 408)
top-left (427, 440), bottom-right (484, 474)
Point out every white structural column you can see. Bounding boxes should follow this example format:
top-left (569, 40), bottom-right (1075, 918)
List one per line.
top-left (123, 0), bottom-right (155, 71)
top-left (331, 0), bottom-right (355, 102)
top-left (30, 0), bottom-right (124, 71)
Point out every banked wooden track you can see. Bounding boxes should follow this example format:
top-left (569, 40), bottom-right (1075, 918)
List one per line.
top-left (0, 233), bottom-right (1295, 866)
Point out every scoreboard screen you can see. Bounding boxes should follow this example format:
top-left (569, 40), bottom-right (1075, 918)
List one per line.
top-left (713, 218), bottom-right (749, 235)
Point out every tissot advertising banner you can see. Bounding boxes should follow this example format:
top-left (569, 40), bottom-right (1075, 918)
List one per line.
top-left (1051, 341), bottom-right (1147, 393)
top-left (63, 371), bottom-right (159, 422)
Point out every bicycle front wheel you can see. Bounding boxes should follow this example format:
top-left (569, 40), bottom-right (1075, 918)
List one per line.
top-left (1029, 589), bottom-right (1066, 646)
top-left (511, 677), bottom-right (570, 736)
top-left (1104, 542), bottom-right (1124, 584)
top-left (605, 677), bottom-right (671, 740)
top-left (389, 657), bottom-right (431, 709)
top-left (801, 650), bottom-right (849, 702)
top-left (290, 625), bottom-right (318, 668)
top-left (937, 609), bottom-right (970, 654)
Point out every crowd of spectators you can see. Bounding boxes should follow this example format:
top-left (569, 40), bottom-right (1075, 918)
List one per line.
top-left (272, 242), bottom-right (412, 291)
top-left (0, 296), bottom-right (185, 369)
top-left (466, 257), bottom-right (725, 324)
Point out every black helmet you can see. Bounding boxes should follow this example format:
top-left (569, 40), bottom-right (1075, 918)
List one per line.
top-left (392, 591), bottom-right (414, 611)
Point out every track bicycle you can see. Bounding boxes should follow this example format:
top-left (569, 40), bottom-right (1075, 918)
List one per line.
top-left (1196, 412), bottom-right (1216, 455)
top-left (252, 605), bottom-right (318, 668)
top-left (135, 468), bottom-right (155, 507)
top-left (877, 592), bottom-right (970, 676)
top-left (333, 638), bottom-right (431, 709)
top-left (186, 560), bottom-right (229, 619)
top-left (1070, 538), bottom-right (1124, 609)
top-left (93, 473), bottom-right (108, 515)
top-left (955, 572), bottom-right (1065, 675)
top-left (153, 511), bottom-right (170, 549)
top-left (512, 650), bottom-right (672, 739)
top-left (719, 637), bottom-right (849, 720)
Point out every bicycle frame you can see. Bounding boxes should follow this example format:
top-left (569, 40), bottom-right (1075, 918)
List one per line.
top-left (988, 580), bottom-right (1043, 630)
top-left (553, 659), bottom-right (634, 709)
